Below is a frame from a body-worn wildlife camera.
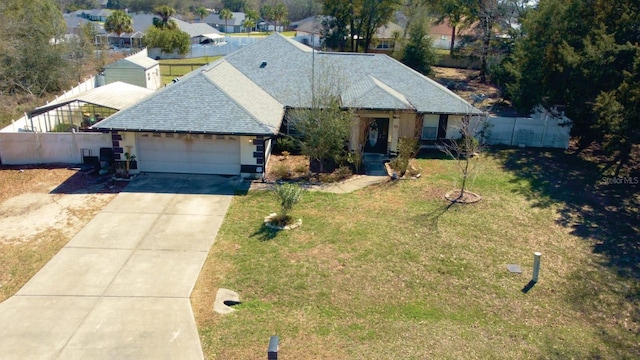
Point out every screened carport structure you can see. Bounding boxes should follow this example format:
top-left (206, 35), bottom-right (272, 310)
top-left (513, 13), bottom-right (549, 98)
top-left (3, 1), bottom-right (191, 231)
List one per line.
top-left (27, 82), bottom-right (154, 132)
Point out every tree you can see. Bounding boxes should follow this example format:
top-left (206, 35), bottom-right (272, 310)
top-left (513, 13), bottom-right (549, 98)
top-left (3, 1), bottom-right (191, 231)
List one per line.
top-left (506, 0), bottom-right (640, 172)
top-left (153, 5), bottom-right (178, 30)
top-left (0, 0), bottom-right (70, 96)
top-left (104, 10), bottom-right (134, 36)
top-left (106, 0), bottom-right (128, 9)
top-left (144, 26), bottom-right (190, 54)
top-left (322, 1), bottom-right (350, 51)
top-left (323, 0), bottom-right (402, 52)
top-left (195, 7), bottom-right (209, 21)
top-left (66, 22), bottom-right (98, 82)
top-left (244, 7), bottom-right (259, 23)
top-left (287, 98), bottom-right (353, 173)
top-left (243, 18), bottom-right (255, 35)
top-left (429, 0), bottom-right (468, 51)
top-left (438, 116), bottom-right (487, 202)
top-left (222, 0), bottom-right (246, 12)
top-left (272, 2), bottom-right (289, 32)
top-left (63, 0), bottom-right (99, 11)
top-left (219, 8), bottom-right (234, 32)
top-left (260, 4), bottom-right (274, 32)
top-left (401, 20), bottom-right (437, 75)
top-left (354, 0), bottom-right (402, 52)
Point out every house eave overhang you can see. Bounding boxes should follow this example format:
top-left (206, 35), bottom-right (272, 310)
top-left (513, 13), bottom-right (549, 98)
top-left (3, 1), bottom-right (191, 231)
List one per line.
top-left (91, 127), bottom-right (276, 137)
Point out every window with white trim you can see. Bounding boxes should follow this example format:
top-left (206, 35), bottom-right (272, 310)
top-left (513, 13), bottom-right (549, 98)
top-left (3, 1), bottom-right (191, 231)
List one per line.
top-left (422, 115), bottom-right (439, 139)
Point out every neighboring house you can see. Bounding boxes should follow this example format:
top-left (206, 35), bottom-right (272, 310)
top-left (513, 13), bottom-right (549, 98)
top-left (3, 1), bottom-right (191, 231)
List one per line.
top-left (429, 18), bottom-right (474, 50)
top-left (291, 16), bottom-right (403, 52)
top-left (92, 33), bottom-right (482, 178)
top-left (66, 11), bottom-right (222, 49)
top-left (291, 16), bottom-right (324, 48)
top-left (370, 22), bottom-right (403, 53)
top-left (257, 21), bottom-right (284, 33)
top-left (203, 11), bottom-right (246, 33)
top-left (172, 18), bottom-right (224, 45)
top-left (103, 49), bottom-right (161, 90)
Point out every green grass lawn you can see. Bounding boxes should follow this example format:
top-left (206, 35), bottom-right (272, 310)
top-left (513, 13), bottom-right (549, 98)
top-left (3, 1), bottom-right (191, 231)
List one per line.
top-left (159, 56), bottom-right (222, 85)
top-left (191, 148), bottom-right (639, 359)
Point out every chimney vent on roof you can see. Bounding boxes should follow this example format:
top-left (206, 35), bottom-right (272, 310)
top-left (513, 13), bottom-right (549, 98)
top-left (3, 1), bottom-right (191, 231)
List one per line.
top-left (260, 61), bottom-right (267, 68)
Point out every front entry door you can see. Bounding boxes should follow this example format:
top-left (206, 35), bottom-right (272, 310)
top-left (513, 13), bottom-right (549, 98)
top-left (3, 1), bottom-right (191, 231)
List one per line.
top-left (364, 118), bottom-right (389, 154)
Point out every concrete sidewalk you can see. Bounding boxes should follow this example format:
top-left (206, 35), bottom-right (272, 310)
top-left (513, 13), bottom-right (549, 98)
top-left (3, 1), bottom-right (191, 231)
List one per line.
top-left (249, 175), bottom-right (389, 194)
top-left (0, 173), bottom-right (239, 359)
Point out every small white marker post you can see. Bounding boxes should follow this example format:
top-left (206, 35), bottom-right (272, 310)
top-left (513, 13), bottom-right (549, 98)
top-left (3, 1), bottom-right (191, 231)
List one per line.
top-left (532, 252), bottom-right (542, 283)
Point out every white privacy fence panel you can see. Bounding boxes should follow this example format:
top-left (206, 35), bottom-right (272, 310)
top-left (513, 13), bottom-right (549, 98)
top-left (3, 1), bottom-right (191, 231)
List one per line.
top-left (0, 132), bottom-right (111, 165)
top-left (482, 108), bottom-right (572, 149)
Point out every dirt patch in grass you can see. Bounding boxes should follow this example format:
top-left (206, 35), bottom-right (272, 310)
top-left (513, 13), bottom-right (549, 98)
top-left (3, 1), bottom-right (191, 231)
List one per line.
top-left (431, 66), bottom-right (515, 116)
top-left (0, 165), bottom-right (121, 301)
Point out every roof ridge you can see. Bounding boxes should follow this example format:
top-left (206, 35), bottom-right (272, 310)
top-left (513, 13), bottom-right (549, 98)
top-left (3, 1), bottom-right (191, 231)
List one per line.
top-left (376, 54), bottom-right (482, 114)
top-left (201, 60), bottom-right (281, 133)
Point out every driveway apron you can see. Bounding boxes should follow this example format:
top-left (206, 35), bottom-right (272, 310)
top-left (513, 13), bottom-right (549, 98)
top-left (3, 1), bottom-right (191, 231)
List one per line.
top-left (0, 173), bottom-right (238, 359)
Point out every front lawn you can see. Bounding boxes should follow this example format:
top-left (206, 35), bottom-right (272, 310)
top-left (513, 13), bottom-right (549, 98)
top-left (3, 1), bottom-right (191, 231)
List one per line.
top-left (191, 148), bottom-right (639, 359)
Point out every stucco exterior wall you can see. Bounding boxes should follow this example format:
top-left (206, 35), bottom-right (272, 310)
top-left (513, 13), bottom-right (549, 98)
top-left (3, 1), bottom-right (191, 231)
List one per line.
top-left (0, 132), bottom-right (111, 165)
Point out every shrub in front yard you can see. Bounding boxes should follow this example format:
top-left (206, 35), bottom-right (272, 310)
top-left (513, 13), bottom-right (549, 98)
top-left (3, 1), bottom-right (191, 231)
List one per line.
top-left (272, 163), bottom-right (291, 180)
top-left (274, 183), bottom-right (303, 219)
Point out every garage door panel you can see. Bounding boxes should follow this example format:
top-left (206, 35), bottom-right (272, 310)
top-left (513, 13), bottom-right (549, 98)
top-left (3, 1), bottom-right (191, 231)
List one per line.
top-left (137, 134), bottom-right (241, 175)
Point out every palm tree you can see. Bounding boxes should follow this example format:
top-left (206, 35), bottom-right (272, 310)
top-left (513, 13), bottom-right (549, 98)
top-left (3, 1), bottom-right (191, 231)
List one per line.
top-left (104, 10), bottom-right (133, 36)
top-left (195, 7), bottom-right (209, 22)
top-left (153, 5), bottom-right (177, 30)
top-left (219, 8), bottom-right (233, 33)
top-left (260, 4), bottom-right (273, 32)
top-left (272, 3), bottom-right (288, 33)
top-left (245, 8), bottom-right (259, 23)
top-left (243, 18), bottom-right (255, 36)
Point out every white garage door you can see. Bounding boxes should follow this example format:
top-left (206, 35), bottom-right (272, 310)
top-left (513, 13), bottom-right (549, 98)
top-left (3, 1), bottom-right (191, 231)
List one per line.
top-left (137, 133), bottom-right (241, 175)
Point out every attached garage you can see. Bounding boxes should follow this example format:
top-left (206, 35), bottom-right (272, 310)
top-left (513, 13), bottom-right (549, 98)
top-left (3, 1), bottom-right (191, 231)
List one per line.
top-left (136, 133), bottom-right (240, 175)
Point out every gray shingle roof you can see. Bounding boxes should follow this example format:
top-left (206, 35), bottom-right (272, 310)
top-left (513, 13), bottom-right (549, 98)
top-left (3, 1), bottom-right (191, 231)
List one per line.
top-left (203, 12), bottom-right (246, 26)
top-left (93, 60), bottom-right (284, 135)
top-left (173, 18), bottom-right (221, 38)
top-left (225, 33), bottom-right (482, 115)
top-left (104, 50), bottom-right (158, 70)
top-left (342, 75), bottom-right (413, 110)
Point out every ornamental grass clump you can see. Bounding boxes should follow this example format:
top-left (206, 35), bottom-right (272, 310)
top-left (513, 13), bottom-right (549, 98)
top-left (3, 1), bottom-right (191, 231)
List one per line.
top-left (273, 183), bottom-right (303, 225)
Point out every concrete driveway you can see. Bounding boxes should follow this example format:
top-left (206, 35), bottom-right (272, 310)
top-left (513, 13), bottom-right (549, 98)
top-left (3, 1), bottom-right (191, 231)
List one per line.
top-left (0, 173), bottom-right (241, 359)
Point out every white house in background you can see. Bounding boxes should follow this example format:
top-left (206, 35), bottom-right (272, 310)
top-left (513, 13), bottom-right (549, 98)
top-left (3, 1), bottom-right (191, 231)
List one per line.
top-left (203, 11), bottom-right (247, 33)
top-left (291, 16), bottom-right (324, 48)
top-left (103, 49), bottom-right (161, 90)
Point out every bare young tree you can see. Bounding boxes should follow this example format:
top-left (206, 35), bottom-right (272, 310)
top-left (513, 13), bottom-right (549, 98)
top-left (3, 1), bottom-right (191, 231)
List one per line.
top-left (438, 115), bottom-right (489, 202)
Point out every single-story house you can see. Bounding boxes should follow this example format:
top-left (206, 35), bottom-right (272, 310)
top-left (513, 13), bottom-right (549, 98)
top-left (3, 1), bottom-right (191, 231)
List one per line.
top-left (370, 22), bottom-right (404, 52)
top-left (429, 18), bottom-right (475, 50)
top-left (92, 33), bottom-right (482, 178)
top-left (291, 16), bottom-right (403, 52)
top-left (203, 11), bottom-right (246, 33)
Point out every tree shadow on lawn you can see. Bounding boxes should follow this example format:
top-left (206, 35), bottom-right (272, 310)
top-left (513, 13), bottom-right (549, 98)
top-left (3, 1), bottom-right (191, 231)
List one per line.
top-left (250, 223), bottom-right (282, 241)
top-left (490, 147), bottom-right (639, 279)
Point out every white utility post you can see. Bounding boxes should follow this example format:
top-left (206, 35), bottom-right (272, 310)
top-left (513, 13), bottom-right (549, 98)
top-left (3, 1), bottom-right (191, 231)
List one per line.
top-left (532, 252), bottom-right (542, 282)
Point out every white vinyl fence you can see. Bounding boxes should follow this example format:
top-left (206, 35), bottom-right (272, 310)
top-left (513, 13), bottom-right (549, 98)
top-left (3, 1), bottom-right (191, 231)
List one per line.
top-left (484, 109), bottom-right (572, 149)
top-left (0, 132), bottom-right (111, 165)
